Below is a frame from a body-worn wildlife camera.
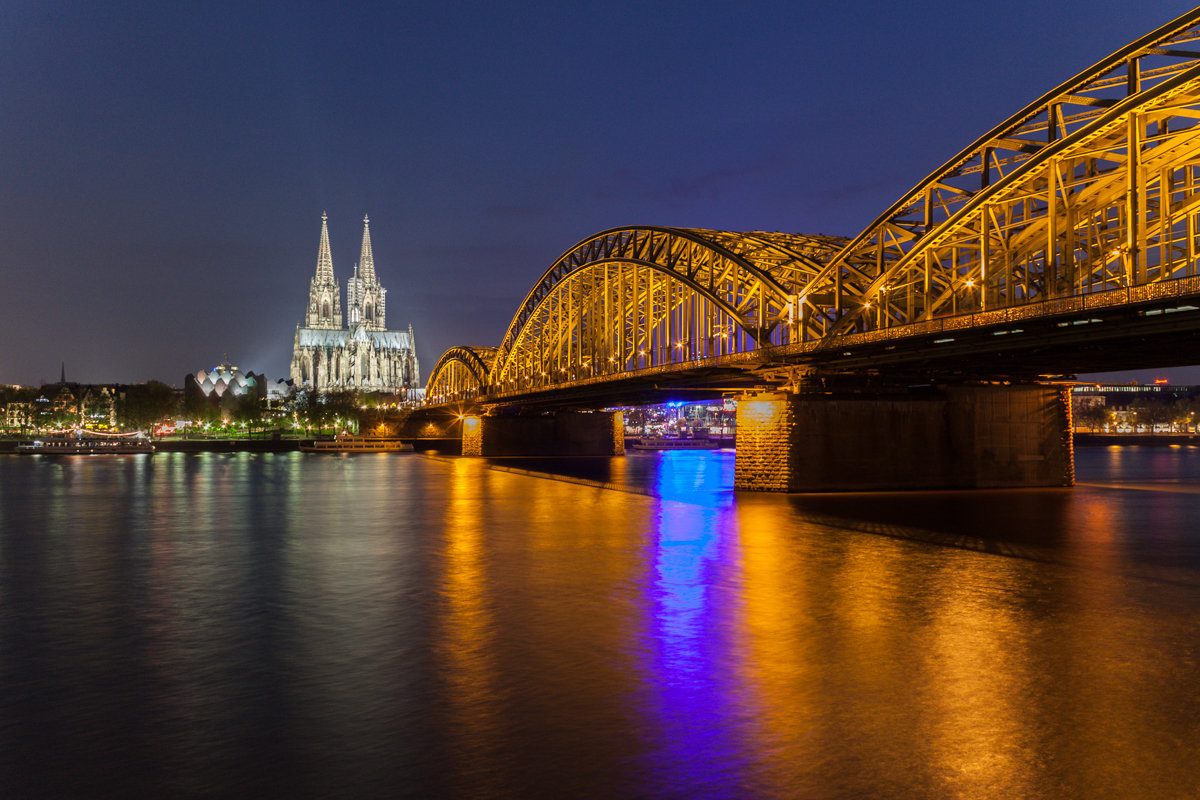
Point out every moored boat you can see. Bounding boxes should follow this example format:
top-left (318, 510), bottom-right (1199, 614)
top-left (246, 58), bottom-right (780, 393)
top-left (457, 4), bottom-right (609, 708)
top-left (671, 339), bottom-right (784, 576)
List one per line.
top-left (300, 435), bottom-right (413, 453)
top-left (629, 437), bottom-right (721, 451)
top-left (17, 430), bottom-right (155, 454)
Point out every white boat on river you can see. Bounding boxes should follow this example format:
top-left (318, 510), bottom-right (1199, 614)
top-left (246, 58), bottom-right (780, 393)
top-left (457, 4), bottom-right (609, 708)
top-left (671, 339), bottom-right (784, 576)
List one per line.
top-left (300, 435), bottom-right (413, 453)
top-left (16, 430), bottom-right (154, 454)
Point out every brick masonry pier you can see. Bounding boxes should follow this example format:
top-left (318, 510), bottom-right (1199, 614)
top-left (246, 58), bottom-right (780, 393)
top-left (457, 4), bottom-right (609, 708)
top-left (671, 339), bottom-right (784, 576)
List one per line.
top-left (461, 410), bottom-right (624, 457)
top-left (734, 385), bottom-right (1074, 492)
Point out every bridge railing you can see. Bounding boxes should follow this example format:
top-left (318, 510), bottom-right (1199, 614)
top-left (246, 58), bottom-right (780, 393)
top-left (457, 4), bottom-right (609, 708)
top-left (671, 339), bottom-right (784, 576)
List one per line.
top-left (423, 272), bottom-right (1200, 406)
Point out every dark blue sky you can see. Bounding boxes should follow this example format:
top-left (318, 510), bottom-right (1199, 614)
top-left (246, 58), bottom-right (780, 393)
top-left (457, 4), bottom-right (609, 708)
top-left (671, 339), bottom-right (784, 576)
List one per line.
top-left (3, 1), bottom-right (1198, 387)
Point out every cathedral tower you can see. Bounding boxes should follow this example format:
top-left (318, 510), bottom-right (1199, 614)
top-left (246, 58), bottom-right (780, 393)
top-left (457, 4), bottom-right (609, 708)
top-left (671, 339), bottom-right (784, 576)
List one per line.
top-left (346, 215), bottom-right (387, 331)
top-left (292, 213), bottom-right (420, 396)
top-left (304, 212), bottom-right (343, 329)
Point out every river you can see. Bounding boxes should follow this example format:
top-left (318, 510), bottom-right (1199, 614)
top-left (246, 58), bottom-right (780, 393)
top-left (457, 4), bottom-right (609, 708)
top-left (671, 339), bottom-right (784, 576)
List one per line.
top-left (1, 446), bottom-right (1198, 798)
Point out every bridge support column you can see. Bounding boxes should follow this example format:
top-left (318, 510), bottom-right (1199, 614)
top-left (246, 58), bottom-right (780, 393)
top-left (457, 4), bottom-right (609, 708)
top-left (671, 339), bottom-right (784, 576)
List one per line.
top-left (464, 410), bottom-right (624, 457)
top-left (734, 385), bottom-right (1074, 492)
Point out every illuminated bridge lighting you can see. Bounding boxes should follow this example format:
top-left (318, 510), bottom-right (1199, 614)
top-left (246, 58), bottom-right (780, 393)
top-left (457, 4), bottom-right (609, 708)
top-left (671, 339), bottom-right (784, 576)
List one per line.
top-left (425, 9), bottom-right (1200, 406)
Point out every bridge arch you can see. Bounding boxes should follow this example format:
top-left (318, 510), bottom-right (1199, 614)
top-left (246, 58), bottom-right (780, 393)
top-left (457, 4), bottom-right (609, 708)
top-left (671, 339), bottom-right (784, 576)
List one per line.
top-left (798, 8), bottom-right (1200, 342)
top-left (424, 9), bottom-right (1200, 406)
top-left (486, 226), bottom-right (844, 392)
top-left (425, 346), bottom-right (497, 405)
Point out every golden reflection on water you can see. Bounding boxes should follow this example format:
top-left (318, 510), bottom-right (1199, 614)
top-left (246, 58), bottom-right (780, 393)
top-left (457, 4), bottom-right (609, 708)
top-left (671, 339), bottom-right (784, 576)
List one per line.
top-left (727, 485), bottom-right (1199, 799)
top-left (6, 449), bottom-right (1200, 798)
top-left (732, 498), bottom-right (818, 795)
top-left (918, 550), bottom-right (1038, 797)
top-left (436, 458), bottom-right (507, 799)
top-left (729, 498), bottom-right (1047, 797)
top-left (433, 457), bottom-right (658, 796)
top-left (423, 455), bottom-right (1200, 798)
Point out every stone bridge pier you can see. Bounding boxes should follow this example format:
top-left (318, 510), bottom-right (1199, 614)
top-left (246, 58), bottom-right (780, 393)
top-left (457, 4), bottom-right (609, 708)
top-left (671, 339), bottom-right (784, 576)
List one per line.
top-left (401, 407), bottom-right (624, 457)
top-left (461, 410), bottom-right (624, 457)
top-left (734, 384), bottom-right (1074, 492)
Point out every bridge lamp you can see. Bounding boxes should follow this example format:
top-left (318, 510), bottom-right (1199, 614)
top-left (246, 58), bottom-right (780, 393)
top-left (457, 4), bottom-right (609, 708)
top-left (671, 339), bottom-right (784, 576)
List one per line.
top-left (461, 415), bottom-right (481, 439)
top-left (965, 279), bottom-right (975, 288)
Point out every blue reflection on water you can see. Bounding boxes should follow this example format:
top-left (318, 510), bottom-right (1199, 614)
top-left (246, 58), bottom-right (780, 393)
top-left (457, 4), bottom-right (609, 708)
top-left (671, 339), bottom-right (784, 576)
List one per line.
top-left (639, 449), bottom-right (735, 507)
top-left (640, 450), bottom-right (746, 796)
top-left (653, 503), bottom-right (720, 673)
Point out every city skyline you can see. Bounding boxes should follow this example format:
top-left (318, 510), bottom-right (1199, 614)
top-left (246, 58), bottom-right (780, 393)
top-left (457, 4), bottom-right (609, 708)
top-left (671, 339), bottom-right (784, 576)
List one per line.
top-left (3, 1), bottom-right (1199, 387)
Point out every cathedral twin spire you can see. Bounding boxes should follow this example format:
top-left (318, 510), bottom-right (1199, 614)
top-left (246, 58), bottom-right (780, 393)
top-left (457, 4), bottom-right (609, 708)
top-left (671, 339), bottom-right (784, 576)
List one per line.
top-left (346, 214), bottom-right (386, 330)
top-left (358, 214), bottom-right (376, 283)
top-left (316, 211), bottom-right (335, 284)
top-left (305, 212), bottom-right (342, 329)
top-left (306, 213), bottom-right (384, 331)
top-left (292, 212), bottom-right (420, 393)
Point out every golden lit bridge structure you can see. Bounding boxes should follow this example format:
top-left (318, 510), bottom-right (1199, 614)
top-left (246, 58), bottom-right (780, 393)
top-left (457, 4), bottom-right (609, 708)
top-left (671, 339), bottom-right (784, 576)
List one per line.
top-left (420, 9), bottom-right (1200, 491)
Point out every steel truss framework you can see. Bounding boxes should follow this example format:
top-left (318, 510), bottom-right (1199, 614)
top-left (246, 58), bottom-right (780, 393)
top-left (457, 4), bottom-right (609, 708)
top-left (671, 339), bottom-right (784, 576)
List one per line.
top-left (426, 228), bottom-right (845, 402)
top-left (427, 8), bottom-right (1200, 405)
top-left (426, 346), bottom-right (498, 402)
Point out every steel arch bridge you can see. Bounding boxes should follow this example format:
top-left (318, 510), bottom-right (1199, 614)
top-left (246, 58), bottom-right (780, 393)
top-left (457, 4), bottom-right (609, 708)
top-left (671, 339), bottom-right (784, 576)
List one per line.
top-left (425, 346), bottom-right (498, 400)
top-left (428, 8), bottom-right (1200, 407)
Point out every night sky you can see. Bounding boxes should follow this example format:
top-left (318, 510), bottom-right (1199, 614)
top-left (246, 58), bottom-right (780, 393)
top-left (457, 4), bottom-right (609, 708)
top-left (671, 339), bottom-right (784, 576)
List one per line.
top-left (3, 1), bottom-right (1198, 388)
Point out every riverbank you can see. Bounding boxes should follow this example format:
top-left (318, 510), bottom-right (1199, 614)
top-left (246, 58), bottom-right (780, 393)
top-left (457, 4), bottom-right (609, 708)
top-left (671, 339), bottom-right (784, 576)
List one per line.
top-left (5, 432), bottom-right (1198, 454)
top-left (154, 438), bottom-right (307, 452)
top-left (1074, 432), bottom-right (1200, 446)
top-left (0, 438), bottom-right (311, 453)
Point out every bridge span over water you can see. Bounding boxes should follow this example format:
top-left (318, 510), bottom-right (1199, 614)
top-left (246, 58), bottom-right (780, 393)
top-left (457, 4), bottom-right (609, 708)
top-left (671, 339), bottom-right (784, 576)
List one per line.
top-left (418, 9), bottom-right (1200, 491)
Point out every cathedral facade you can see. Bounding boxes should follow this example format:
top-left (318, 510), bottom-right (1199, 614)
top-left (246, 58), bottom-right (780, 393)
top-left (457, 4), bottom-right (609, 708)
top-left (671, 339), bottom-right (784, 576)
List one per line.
top-left (291, 214), bottom-right (420, 394)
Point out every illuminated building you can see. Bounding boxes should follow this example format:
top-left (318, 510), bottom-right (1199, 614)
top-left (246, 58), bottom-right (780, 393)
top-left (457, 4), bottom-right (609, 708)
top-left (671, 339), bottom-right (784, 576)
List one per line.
top-left (290, 213), bottom-right (421, 394)
top-left (189, 359), bottom-right (261, 399)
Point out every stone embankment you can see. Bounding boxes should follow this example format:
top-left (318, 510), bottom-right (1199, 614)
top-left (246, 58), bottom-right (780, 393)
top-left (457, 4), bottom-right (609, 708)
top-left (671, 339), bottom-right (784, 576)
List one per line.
top-left (1074, 432), bottom-right (1200, 446)
top-left (0, 438), bottom-right (309, 453)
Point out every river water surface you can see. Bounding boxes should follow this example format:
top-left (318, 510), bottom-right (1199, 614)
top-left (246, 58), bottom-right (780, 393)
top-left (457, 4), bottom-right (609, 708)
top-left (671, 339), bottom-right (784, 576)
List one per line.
top-left (2, 446), bottom-right (1199, 799)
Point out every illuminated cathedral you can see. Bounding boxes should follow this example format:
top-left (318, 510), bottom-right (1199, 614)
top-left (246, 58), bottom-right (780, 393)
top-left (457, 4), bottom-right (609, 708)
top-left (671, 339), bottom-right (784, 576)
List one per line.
top-left (290, 214), bottom-right (420, 394)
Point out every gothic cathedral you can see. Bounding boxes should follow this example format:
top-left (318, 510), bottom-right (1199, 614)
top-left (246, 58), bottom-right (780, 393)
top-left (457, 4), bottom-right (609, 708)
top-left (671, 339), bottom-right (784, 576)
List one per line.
top-left (291, 214), bottom-right (421, 395)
